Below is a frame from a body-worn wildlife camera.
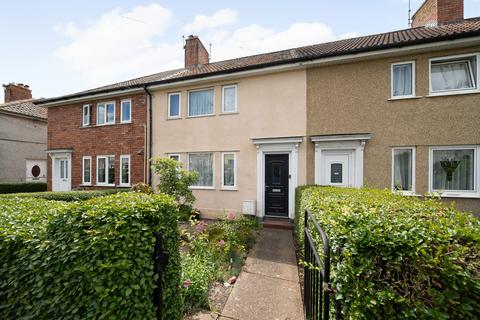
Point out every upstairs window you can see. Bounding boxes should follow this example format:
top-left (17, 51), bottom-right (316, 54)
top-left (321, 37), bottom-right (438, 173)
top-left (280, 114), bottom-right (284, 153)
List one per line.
top-left (82, 105), bottom-right (91, 126)
top-left (188, 89), bottom-right (214, 117)
top-left (430, 54), bottom-right (478, 94)
top-left (121, 100), bottom-right (131, 123)
top-left (391, 62), bottom-right (415, 98)
top-left (97, 102), bottom-right (115, 125)
top-left (222, 85), bottom-right (237, 113)
top-left (168, 93), bottom-right (181, 118)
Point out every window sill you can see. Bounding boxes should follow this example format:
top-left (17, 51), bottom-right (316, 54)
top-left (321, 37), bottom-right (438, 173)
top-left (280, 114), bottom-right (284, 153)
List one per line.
top-left (95, 184), bottom-right (116, 187)
top-left (167, 116), bottom-right (182, 120)
top-left (219, 112), bottom-right (239, 116)
top-left (186, 114), bottom-right (215, 119)
top-left (427, 90), bottom-right (480, 98)
top-left (120, 121), bottom-right (132, 124)
top-left (221, 187), bottom-right (238, 191)
top-left (117, 184), bottom-right (131, 188)
top-left (393, 190), bottom-right (418, 196)
top-left (189, 186), bottom-right (215, 190)
top-left (429, 192), bottom-right (480, 199)
top-left (388, 96), bottom-right (422, 101)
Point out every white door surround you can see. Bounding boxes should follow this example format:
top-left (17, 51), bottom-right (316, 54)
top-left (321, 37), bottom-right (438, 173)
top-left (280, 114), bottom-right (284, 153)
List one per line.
top-left (312, 134), bottom-right (371, 188)
top-left (253, 137), bottom-right (303, 220)
top-left (47, 149), bottom-right (73, 191)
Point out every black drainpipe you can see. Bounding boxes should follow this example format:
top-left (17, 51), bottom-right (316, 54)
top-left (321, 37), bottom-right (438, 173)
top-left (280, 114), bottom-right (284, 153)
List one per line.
top-left (143, 86), bottom-right (153, 186)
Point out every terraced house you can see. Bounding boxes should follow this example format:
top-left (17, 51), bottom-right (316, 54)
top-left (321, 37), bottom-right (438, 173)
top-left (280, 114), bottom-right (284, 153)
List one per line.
top-left (38, 0), bottom-right (480, 215)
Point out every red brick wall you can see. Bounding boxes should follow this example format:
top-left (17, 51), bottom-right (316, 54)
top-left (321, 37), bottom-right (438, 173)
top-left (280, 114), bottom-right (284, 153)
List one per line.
top-left (47, 93), bottom-right (147, 191)
top-left (184, 35), bottom-right (209, 67)
top-left (412, 0), bottom-right (463, 27)
top-left (3, 83), bottom-right (32, 103)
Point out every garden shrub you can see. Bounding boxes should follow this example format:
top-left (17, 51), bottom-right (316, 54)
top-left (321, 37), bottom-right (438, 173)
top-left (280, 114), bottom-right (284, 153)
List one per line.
top-left (295, 186), bottom-right (480, 319)
top-left (0, 182), bottom-right (47, 194)
top-left (0, 192), bottom-right (182, 320)
top-left (0, 189), bottom-right (125, 201)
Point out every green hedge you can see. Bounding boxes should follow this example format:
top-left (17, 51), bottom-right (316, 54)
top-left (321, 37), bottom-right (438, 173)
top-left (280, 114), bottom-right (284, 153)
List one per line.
top-left (0, 189), bottom-right (125, 201)
top-left (0, 182), bottom-right (47, 194)
top-left (295, 186), bottom-right (480, 319)
top-left (0, 192), bottom-right (182, 320)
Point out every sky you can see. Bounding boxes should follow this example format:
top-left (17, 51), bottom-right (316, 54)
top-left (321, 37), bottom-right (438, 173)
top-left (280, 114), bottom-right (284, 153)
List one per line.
top-left (1, 0), bottom-right (480, 101)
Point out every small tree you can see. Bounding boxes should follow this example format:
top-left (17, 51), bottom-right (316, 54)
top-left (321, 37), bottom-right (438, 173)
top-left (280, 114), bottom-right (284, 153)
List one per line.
top-left (151, 158), bottom-right (199, 206)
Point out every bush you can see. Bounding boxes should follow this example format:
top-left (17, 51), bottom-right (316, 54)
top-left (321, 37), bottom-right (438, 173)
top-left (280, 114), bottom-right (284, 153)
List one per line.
top-left (295, 186), bottom-right (480, 319)
top-left (0, 182), bottom-right (47, 194)
top-left (0, 192), bottom-right (182, 320)
top-left (0, 189), bottom-right (125, 201)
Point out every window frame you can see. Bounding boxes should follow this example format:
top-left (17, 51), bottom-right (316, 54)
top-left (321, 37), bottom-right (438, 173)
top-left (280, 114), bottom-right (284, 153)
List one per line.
top-left (82, 156), bottom-right (92, 185)
top-left (96, 101), bottom-right (116, 125)
top-left (429, 53), bottom-right (480, 96)
top-left (120, 99), bottom-right (132, 123)
top-left (391, 61), bottom-right (416, 99)
top-left (168, 154), bottom-right (181, 162)
top-left (119, 155), bottom-right (131, 187)
top-left (222, 84), bottom-right (238, 113)
top-left (391, 147), bottom-right (416, 195)
top-left (221, 152), bottom-right (237, 190)
top-left (188, 152), bottom-right (215, 189)
top-left (428, 145), bottom-right (480, 198)
top-left (96, 155), bottom-right (115, 186)
top-left (82, 104), bottom-right (91, 126)
top-left (187, 88), bottom-right (215, 118)
top-left (167, 92), bottom-right (182, 119)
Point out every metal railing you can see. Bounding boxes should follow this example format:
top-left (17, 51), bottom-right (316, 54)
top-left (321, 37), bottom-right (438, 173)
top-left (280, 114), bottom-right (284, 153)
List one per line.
top-left (304, 209), bottom-right (342, 320)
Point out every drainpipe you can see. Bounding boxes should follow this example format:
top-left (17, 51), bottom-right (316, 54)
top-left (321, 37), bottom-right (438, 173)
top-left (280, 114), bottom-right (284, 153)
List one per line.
top-left (143, 86), bottom-right (153, 186)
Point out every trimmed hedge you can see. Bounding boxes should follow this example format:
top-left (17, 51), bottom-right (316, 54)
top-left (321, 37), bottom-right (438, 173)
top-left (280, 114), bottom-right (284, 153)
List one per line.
top-left (0, 182), bottom-right (47, 194)
top-left (0, 189), bottom-right (125, 201)
top-left (0, 192), bottom-right (182, 320)
top-left (295, 186), bottom-right (480, 319)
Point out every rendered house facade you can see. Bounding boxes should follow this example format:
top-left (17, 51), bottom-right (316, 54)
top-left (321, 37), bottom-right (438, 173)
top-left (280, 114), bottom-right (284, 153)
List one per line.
top-left (38, 0), bottom-right (480, 215)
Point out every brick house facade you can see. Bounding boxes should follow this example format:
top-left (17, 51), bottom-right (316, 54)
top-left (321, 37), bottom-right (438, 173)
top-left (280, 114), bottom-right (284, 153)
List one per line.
top-left (46, 93), bottom-right (147, 191)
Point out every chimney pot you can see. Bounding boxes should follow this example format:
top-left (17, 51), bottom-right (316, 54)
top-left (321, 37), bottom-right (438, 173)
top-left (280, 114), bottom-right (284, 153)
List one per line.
top-left (3, 83), bottom-right (32, 103)
top-left (412, 0), bottom-right (464, 28)
top-left (184, 35), bottom-right (209, 68)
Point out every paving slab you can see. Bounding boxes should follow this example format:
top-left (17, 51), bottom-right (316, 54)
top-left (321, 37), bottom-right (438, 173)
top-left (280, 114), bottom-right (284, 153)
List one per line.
top-left (221, 228), bottom-right (304, 320)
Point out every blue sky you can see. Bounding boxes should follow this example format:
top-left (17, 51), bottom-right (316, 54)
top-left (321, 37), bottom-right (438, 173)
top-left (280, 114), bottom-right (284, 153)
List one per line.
top-left (1, 0), bottom-right (480, 101)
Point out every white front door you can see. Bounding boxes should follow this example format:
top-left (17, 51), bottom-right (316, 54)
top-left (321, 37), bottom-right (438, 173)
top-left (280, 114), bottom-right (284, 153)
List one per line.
top-left (53, 157), bottom-right (71, 191)
top-left (323, 152), bottom-right (353, 187)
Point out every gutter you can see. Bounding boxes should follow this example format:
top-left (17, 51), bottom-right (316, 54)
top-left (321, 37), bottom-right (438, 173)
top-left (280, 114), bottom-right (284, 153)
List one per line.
top-left (143, 86), bottom-right (153, 186)
top-left (35, 33), bottom-right (480, 106)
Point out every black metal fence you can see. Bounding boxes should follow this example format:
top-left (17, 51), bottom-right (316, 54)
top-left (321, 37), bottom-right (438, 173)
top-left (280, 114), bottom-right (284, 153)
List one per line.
top-left (153, 231), bottom-right (169, 320)
top-left (304, 209), bottom-right (342, 320)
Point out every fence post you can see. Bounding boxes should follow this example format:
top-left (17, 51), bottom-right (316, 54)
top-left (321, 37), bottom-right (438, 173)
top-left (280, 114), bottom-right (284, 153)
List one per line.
top-left (153, 231), bottom-right (169, 320)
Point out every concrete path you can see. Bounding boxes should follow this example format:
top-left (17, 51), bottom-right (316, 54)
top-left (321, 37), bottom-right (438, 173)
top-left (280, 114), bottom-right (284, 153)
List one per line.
top-left (220, 228), bottom-right (304, 320)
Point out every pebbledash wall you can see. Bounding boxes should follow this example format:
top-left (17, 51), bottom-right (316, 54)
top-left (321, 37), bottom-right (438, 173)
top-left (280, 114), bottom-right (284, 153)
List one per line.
top-left (47, 93), bottom-right (147, 190)
top-left (306, 45), bottom-right (480, 213)
top-left (151, 69), bottom-right (308, 218)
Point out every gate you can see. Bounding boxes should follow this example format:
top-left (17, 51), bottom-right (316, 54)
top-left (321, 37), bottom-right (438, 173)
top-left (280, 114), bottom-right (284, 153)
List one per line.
top-left (303, 209), bottom-right (342, 320)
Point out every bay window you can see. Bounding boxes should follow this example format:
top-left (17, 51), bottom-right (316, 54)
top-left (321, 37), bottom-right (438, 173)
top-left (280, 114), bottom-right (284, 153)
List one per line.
top-left (430, 146), bottom-right (479, 197)
top-left (97, 102), bottom-right (115, 125)
top-left (189, 153), bottom-right (214, 188)
top-left (392, 148), bottom-right (415, 194)
top-left (430, 54), bottom-right (479, 94)
top-left (188, 89), bottom-right (214, 117)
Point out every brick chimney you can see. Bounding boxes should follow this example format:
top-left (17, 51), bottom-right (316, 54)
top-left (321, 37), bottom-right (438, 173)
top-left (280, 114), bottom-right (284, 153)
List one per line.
top-left (3, 83), bottom-right (32, 103)
top-left (184, 35), bottom-right (209, 68)
top-left (412, 0), bottom-right (464, 28)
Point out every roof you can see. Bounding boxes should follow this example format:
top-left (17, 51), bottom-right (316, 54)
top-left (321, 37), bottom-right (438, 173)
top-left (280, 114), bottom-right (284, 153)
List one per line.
top-left (37, 17), bottom-right (480, 105)
top-left (0, 99), bottom-right (47, 120)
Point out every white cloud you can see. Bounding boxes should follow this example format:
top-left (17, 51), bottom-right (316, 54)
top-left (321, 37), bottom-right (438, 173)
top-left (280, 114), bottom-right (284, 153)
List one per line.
top-left (339, 31), bottom-right (360, 39)
top-left (183, 9), bottom-right (237, 34)
top-left (55, 4), bottom-right (182, 87)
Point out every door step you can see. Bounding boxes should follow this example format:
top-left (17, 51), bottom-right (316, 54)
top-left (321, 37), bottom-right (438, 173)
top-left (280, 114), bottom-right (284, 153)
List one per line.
top-left (263, 218), bottom-right (293, 230)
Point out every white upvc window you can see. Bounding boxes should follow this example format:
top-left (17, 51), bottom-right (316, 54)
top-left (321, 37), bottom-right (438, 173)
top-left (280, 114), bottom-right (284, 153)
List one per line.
top-left (120, 99), bottom-right (131, 123)
top-left (82, 156), bottom-right (92, 185)
top-left (82, 104), bottom-right (91, 126)
top-left (429, 53), bottom-right (480, 95)
top-left (429, 146), bottom-right (480, 198)
top-left (188, 88), bottom-right (214, 117)
top-left (188, 153), bottom-right (214, 188)
top-left (391, 61), bottom-right (415, 98)
top-left (168, 93), bottom-right (181, 119)
top-left (97, 155), bottom-right (115, 186)
top-left (97, 102), bottom-right (115, 125)
top-left (392, 147), bottom-right (415, 194)
top-left (222, 85), bottom-right (237, 113)
top-left (168, 154), bottom-right (180, 161)
top-left (120, 155), bottom-right (130, 186)
top-left (221, 152), bottom-right (237, 189)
